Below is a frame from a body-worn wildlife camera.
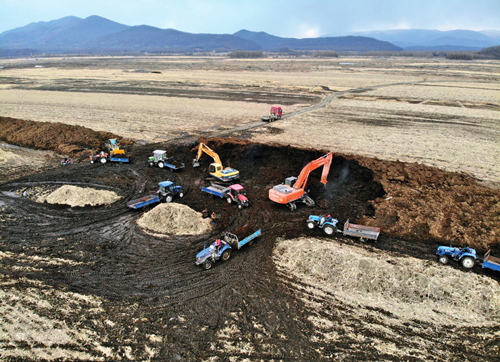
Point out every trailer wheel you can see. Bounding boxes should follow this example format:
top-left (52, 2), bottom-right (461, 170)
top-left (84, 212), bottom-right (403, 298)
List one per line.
top-left (438, 255), bottom-right (449, 265)
top-left (158, 161), bottom-right (164, 168)
top-left (202, 260), bottom-right (212, 270)
top-left (324, 226), bottom-right (334, 235)
top-left (100, 157), bottom-right (107, 164)
top-left (461, 256), bottom-right (475, 269)
top-left (221, 250), bottom-right (231, 261)
top-left (226, 197), bottom-right (232, 204)
top-left (165, 195), bottom-right (173, 203)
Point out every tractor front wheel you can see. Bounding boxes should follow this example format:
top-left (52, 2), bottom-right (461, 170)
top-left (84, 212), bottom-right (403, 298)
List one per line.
top-left (221, 250), bottom-right (231, 261)
top-left (324, 226), bottom-right (334, 235)
top-left (461, 256), bottom-right (475, 269)
top-left (438, 255), bottom-right (449, 265)
top-left (179, 192), bottom-right (184, 198)
top-left (307, 222), bottom-right (315, 230)
top-left (227, 197), bottom-right (232, 204)
top-left (202, 260), bottom-right (212, 270)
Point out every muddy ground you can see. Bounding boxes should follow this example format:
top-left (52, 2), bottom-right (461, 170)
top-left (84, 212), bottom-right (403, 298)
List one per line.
top-left (1, 129), bottom-right (499, 361)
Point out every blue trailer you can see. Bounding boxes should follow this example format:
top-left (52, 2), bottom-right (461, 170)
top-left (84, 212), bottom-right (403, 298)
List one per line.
top-left (482, 251), bottom-right (500, 273)
top-left (148, 150), bottom-right (185, 170)
top-left (201, 183), bottom-right (249, 208)
top-left (127, 181), bottom-right (183, 209)
top-left (195, 229), bottom-right (262, 270)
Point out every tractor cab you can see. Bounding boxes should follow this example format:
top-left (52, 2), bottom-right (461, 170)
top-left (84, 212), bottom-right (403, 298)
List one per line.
top-left (229, 184), bottom-right (248, 204)
top-left (158, 181), bottom-right (174, 194)
top-left (153, 150), bottom-right (167, 162)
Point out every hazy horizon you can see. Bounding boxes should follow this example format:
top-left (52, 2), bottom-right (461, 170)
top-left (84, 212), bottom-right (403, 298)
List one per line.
top-left (1, 0), bottom-right (499, 38)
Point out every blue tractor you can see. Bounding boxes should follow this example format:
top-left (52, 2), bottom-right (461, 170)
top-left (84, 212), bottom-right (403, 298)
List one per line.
top-left (306, 215), bottom-right (339, 235)
top-left (436, 246), bottom-right (477, 269)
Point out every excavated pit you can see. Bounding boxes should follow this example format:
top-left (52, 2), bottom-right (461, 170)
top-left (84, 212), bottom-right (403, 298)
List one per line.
top-left (1, 130), bottom-right (499, 360)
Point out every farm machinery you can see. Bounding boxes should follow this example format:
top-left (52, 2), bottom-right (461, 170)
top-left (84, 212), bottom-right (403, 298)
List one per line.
top-left (436, 245), bottom-right (477, 269)
top-left (261, 106), bottom-right (283, 122)
top-left (269, 152), bottom-right (332, 210)
top-left (90, 139), bottom-right (130, 164)
top-left (195, 229), bottom-right (261, 270)
top-left (148, 150), bottom-right (185, 170)
top-left (127, 181), bottom-right (183, 209)
top-left (193, 143), bottom-right (239, 182)
top-left (306, 215), bottom-right (381, 241)
top-left (201, 182), bottom-right (249, 208)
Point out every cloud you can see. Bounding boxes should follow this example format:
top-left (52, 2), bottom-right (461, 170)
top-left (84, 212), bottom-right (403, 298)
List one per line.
top-left (296, 24), bottom-right (321, 39)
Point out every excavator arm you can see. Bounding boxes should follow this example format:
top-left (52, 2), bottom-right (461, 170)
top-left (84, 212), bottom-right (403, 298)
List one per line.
top-left (293, 152), bottom-right (333, 190)
top-left (194, 143), bottom-right (222, 166)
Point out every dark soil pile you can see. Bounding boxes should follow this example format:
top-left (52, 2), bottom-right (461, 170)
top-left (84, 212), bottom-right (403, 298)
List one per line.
top-left (357, 157), bottom-right (500, 251)
top-left (0, 117), bottom-right (133, 156)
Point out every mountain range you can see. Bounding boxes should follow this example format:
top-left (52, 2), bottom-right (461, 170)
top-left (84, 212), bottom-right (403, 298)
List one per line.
top-left (325, 29), bottom-right (500, 51)
top-left (0, 15), bottom-right (401, 55)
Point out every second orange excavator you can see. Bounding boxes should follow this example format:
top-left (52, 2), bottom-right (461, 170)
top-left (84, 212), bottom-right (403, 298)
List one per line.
top-left (268, 152), bottom-right (333, 211)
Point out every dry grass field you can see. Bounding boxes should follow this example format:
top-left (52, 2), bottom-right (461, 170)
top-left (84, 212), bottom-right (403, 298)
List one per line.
top-left (0, 55), bottom-right (499, 361)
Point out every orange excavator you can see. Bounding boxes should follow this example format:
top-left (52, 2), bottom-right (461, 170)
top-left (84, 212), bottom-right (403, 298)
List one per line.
top-left (268, 152), bottom-right (333, 211)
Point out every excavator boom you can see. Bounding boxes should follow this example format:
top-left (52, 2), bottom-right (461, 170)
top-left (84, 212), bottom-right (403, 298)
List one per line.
top-left (193, 143), bottom-right (239, 182)
top-left (268, 152), bottom-right (333, 210)
top-left (194, 143), bottom-right (222, 166)
top-left (293, 152), bottom-right (333, 190)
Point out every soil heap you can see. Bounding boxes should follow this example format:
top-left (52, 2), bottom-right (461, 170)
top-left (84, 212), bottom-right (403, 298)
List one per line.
top-left (137, 203), bottom-right (212, 236)
top-left (44, 185), bottom-right (121, 207)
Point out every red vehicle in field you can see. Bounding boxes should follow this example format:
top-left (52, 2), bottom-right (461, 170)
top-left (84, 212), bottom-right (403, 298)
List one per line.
top-left (261, 106), bottom-right (283, 122)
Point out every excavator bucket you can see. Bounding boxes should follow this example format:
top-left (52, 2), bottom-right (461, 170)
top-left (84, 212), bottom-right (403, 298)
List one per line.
top-left (193, 159), bottom-right (200, 167)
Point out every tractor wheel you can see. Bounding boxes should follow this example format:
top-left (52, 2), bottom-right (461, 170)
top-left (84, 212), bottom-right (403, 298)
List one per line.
top-left (238, 203), bottom-right (242, 209)
top-left (179, 192), bottom-right (184, 198)
top-left (438, 255), bottom-right (449, 265)
top-left (100, 157), bottom-right (107, 164)
top-left (227, 197), bottom-right (232, 204)
top-left (221, 250), bottom-right (231, 261)
top-left (149, 162), bottom-right (154, 167)
top-left (90, 159), bottom-right (94, 164)
top-left (158, 161), bottom-right (164, 169)
top-left (324, 226), bottom-right (334, 235)
top-left (202, 260), bottom-right (212, 270)
top-left (165, 195), bottom-right (173, 203)
top-left (461, 257), bottom-right (475, 269)
top-left (307, 222), bottom-right (315, 230)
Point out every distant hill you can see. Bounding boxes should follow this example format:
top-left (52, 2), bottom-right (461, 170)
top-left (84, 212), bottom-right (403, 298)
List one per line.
top-left (0, 15), bottom-right (402, 55)
top-left (233, 30), bottom-right (402, 52)
top-left (324, 29), bottom-right (500, 51)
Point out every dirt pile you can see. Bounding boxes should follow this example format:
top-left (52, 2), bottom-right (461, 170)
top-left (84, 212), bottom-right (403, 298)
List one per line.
top-left (0, 117), bottom-right (133, 156)
top-left (357, 158), bottom-right (500, 251)
top-left (44, 185), bottom-right (121, 207)
top-left (137, 203), bottom-right (212, 236)
top-left (273, 237), bottom-right (500, 324)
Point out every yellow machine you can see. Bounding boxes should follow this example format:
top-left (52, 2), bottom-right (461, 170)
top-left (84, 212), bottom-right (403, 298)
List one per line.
top-left (193, 143), bottom-right (239, 182)
top-left (108, 139), bottom-right (125, 156)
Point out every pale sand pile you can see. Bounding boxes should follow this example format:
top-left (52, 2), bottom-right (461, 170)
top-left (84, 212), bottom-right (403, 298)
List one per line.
top-left (273, 237), bottom-right (500, 325)
top-left (44, 185), bottom-right (121, 207)
top-left (137, 203), bottom-right (212, 236)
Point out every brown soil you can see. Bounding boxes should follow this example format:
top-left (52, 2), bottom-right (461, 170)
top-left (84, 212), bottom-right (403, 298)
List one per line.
top-left (1, 119), bottom-right (499, 360)
top-left (0, 116), bottom-right (133, 156)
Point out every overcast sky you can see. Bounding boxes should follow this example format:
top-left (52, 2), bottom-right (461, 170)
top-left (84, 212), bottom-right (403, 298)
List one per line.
top-left (1, 0), bottom-right (499, 37)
